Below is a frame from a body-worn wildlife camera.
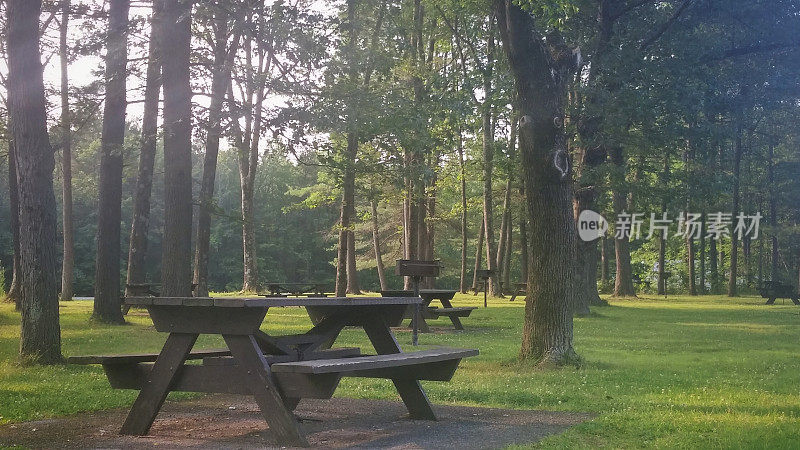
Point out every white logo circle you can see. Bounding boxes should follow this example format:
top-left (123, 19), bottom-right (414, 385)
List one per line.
top-left (578, 210), bottom-right (608, 242)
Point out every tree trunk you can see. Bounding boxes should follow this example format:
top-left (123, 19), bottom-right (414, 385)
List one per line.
top-left (126, 0), bottom-right (163, 297)
top-left (728, 129), bottom-right (743, 297)
top-left (657, 155), bottom-right (669, 295)
top-left (600, 236), bottom-right (608, 283)
top-left (194, 11), bottom-right (236, 297)
top-left (709, 233), bottom-right (719, 293)
top-left (769, 141), bottom-right (778, 283)
top-left (610, 147), bottom-right (636, 297)
top-left (371, 200), bottom-right (388, 291)
top-left (6, 131), bottom-right (21, 309)
top-left (700, 212), bottom-right (706, 293)
top-left (8, 0), bottom-right (62, 363)
top-left (503, 212), bottom-right (513, 291)
top-left (573, 139), bottom-right (607, 310)
top-left (335, 132), bottom-right (358, 296)
top-left (519, 182), bottom-right (529, 287)
top-left (496, 0), bottom-right (579, 366)
top-left (458, 127), bottom-right (468, 293)
top-left (481, 32), bottom-right (500, 297)
top-left (686, 212), bottom-right (697, 295)
top-left (59, 0), bottom-right (74, 302)
top-left (93, 0), bottom-right (129, 323)
top-left (495, 176), bottom-right (512, 290)
top-left (159, 0), bottom-right (193, 298)
top-left (471, 219), bottom-right (485, 292)
top-left (346, 231), bottom-right (361, 294)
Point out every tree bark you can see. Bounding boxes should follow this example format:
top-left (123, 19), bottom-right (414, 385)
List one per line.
top-left (346, 230), bottom-right (361, 294)
top-left (519, 181), bottom-right (529, 287)
top-left (93, 0), bottom-right (129, 323)
top-left (573, 0), bottom-right (614, 310)
top-left (495, 176), bottom-right (512, 290)
top-left (458, 127), bottom-right (468, 293)
top-left (6, 131), bottom-right (21, 309)
top-left (699, 212), bottom-right (706, 293)
top-left (126, 0), bottom-right (164, 297)
top-left (503, 211), bottom-right (513, 290)
top-left (728, 128), bottom-right (743, 297)
top-left (768, 141), bottom-right (778, 283)
top-left (160, 0), bottom-right (193, 297)
top-left (8, 0), bottom-right (62, 363)
top-left (709, 232), bottom-right (719, 292)
top-left (471, 219), bottom-right (484, 292)
top-left (610, 146), bottom-right (636, 297)
top-left (371, 200), bottom-right (388, 291)
top-left (193, 11), bottom-right (236, 297)
top-left (600, 236), bottom-right (608, 283)
top-left (495, 0), bottom-right (579, 366)
top-left (59, 0), bottom-right (74, 302)
top-left (481, 31), bottom-right (500, 297)
top-left (335, 132), bottom-right (357, 296)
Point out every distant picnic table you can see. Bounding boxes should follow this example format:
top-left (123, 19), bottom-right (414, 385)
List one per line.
top-left (759, 281), bottom-right (800, 305)
top-left (68, 296), bottom-right (478, 447)
top-left (381, 289), bottom-right (477, 331)
top-left (262, 282), bottom-right (330, 297)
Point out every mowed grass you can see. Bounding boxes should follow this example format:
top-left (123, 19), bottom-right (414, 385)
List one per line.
top-left (1, 294), bottom-right (800, 448)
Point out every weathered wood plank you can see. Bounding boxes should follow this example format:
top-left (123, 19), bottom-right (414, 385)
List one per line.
top-left (271, 348), bottom-right (478, 374)
top-left (133, 296), bottom-right (422, 308)
top-left (68, 348), bottom-right (229, 365)
top-left (202, 347), bottom-right (361, 366)
top-left (362, 318), bottom-right (437, 420)
top-left (147, 305), bottom-right (267, 334)
top-left (223, 334), bottom-right (308, 447)
top-left (119, 333), bottom-right (198, 435)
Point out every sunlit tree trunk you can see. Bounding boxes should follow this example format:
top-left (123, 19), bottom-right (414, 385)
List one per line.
top-left (94, 0), bottom-right (129, 323)
top-left (481, 32), bottom-right (500, 296)
top-left (371, 200), bottom-right (387, 291)
top-left (8, 0), bottom-right (62, 363)
top-left (59, 0), bottom-right (74, 302)
top-left (458, 127), bottom-right (468, 293)
top-left (471, 219), bottom-right (485, 292)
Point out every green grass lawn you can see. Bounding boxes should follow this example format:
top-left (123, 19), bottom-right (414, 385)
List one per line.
top-left (1, 294), bottom-right (800, 448)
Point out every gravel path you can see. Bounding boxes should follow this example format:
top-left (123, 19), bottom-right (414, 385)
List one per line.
top-left (0, 395), bottom-right (592, 449)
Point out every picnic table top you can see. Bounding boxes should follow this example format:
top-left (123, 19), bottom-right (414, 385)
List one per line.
top-left (381, 289), bottom-right (458, 295)
top-left (124, 296), bottom-right (422, 308)
top-left (265, 282), bottom-right (326, 287)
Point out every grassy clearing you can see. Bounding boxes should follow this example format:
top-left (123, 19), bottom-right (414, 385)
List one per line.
top-left (1, 294), bottom-right (799, 448)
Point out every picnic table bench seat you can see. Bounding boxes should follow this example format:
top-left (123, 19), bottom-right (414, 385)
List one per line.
top-left (428, 306), bottom-right (477, 318)
top-left (271, 348), bottom-right (478, 399)
top-left (66, 348), bottom-right (231, 365)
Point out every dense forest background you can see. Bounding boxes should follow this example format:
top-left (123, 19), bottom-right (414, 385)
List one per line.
top-left (1, 0), bottom-right (799, 298)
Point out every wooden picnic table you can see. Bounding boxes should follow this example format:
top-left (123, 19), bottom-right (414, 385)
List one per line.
top-left (68, 296), bottom-right (477, 447)
top-left (263, 281), bottom-right (329, 297)
top-left (381, 289), bottom-right (477, 332)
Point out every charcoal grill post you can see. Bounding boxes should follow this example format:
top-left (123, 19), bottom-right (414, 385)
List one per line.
top-left (396, 260), bottom-right (441, 346)
top-left (476, 269), bottom-right (494, 308)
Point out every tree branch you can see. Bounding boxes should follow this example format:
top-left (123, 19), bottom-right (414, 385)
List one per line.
top-left (639, 0), bottom-right (693, 52)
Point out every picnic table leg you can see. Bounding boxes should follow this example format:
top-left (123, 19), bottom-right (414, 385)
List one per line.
top-left (408, 311), bottom-right (431, 333)
top-left (223, 334), bottom-right (309, 447)
top-left (120, 332), bottom-right (198, 435)
top-left (439, 298), bottom-right (465, 331)
top-left (363, 319), bottom-right (436, 421)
